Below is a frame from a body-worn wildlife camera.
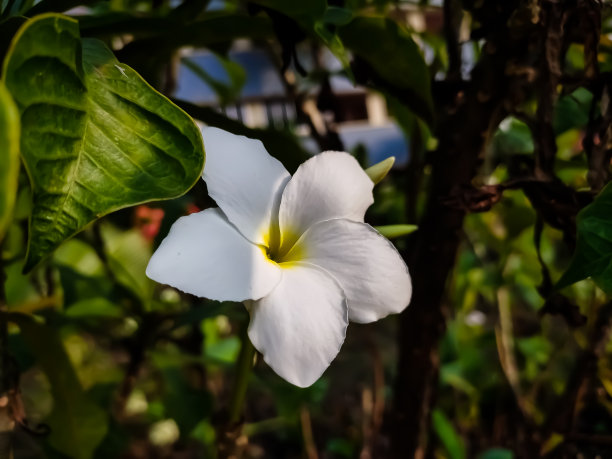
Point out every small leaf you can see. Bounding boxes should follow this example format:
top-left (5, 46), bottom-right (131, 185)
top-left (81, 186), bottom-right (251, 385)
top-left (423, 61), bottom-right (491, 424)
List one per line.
top-left (540, 433), bottom-right (564, 456)
top-left (432, 409), bottom-right (466, 459)
top-left (313, 20), bottom-right (351, 69)
top-left (556, 182), bottom-right (612, 294)
top-left (365, 156), bottom-right (395, 184)
top-left (339, 16), bottom-right (434, 127)
top-left (0, 83), bottom-right (19, 243)
top-left (181, 53), bottom-right (246, 105)
top-left (64, 297), bottom-right (123, 319)
top-left (2, 14), bottom-right (205, 271)
top-left (100, 223), bottom-right (153, 304)
top-left (477, 448), bottom-right (514, 459)
top-left (248, 0), bottom-right (351, 73)
top-left (8, 312), bottom-right (108, 459)
top-left (322, 6), bottom-right (353, 26)
top-left (375, 224), bottom-right (418, 239)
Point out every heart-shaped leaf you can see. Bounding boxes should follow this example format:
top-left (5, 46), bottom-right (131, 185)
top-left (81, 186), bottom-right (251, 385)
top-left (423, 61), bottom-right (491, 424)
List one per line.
top-left (2, 14), bottom-right (205, 271)
top-left (0, 83), bottom-right (20, 244)
top-left (557, 182), bottom-right (612, 294)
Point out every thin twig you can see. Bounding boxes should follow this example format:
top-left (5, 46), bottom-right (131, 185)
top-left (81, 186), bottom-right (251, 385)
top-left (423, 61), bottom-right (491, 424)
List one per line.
top-left (443, 0), bottom-right (462, 81)
top-left (495, 287), bottom-right (535, 423)
top-left (0, 245), bottom-right (13, 459)
top-left (300, 405), bottom-right (318, 459)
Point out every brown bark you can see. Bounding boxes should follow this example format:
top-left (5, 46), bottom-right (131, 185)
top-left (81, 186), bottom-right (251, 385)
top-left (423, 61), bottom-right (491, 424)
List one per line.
top-left (390, 3), bottom-right (530, 456)
top-left (392, 52), bottom-right (509, 459)
top-left (534, 1), bottom-right (565, 180)
top-left (390, 1), bottom-right (608, 457)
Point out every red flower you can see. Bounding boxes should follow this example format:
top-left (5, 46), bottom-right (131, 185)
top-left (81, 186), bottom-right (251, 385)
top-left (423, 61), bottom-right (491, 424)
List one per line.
top-left (135, 206), bottom-right (164, 241)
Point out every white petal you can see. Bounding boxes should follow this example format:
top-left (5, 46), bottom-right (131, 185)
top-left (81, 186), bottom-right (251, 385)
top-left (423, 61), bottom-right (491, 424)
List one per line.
top-left (278, 151), bottom-right (374, 252)
top-left (286, 219), bottom-right (411, 323)
top-left (202, 127), bottom-right (290, 246)
top-left (248, 262), bottom-right (348, 387)
top-left (146, 208), bottom-right (281, 302)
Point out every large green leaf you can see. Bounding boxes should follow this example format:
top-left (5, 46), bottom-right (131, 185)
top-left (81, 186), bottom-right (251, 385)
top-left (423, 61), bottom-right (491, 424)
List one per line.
top-left (557, 182), bottom-right (612, 294)
top-left (8, 312), bottom-right (108, 459)
top-left (339, 16), bottom-right (434, 127)
top-left (2, 14), bottom-right (205, 271)
top-left (0, 83), bottom-right (19, 243)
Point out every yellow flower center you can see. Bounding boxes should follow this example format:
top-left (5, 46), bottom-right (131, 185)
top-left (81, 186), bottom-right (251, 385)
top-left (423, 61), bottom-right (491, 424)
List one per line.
top-left (261, 224), bottom-right (305, 265)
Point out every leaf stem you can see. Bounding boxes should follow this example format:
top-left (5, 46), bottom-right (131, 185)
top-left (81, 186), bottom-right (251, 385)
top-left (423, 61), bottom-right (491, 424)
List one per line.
top-left (228, 325), bottom-right (255, 424)
top-left (0, 244), bottom-right (13, 459)
top-left (0, 250), bottom-right (8, 395)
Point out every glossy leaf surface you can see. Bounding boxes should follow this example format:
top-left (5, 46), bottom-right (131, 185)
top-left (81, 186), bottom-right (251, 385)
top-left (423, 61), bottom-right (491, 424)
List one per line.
top-left (3, 14), bottom-right (204, 271)
top-left (0, 83), bottom-right (19, 243)
top-left (557, 182), bottom-right (612, 294)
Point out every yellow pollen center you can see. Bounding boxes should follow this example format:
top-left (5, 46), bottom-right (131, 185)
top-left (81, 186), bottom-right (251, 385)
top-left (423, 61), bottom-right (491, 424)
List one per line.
top-left (261, 225), bottom-right (305, 265)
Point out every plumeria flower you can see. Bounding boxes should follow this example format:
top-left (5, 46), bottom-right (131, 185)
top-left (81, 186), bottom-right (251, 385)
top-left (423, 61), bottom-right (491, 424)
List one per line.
top-left (146, 128), bottom-right (412, 387)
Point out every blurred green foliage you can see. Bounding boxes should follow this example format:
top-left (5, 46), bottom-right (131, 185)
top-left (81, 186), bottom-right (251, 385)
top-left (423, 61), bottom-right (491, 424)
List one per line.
top-left (0, 0), bottom-right (611, 458)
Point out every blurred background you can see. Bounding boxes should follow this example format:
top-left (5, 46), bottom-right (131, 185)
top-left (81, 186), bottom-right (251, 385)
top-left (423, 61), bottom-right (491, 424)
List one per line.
top-left (2, 0), bottom-right (612, 458)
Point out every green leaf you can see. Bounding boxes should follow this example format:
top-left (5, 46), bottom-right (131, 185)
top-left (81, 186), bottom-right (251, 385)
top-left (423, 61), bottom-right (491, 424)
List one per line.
top-left (248, 0), bottom-right (352, 72)
top-left (1, 0), bottom-right (32, 18)
top-left (25, 0), bottom-right (95, 16)
top-left (162, 367), bottom-right (213, 436)
top-left (339, 16), bottom-right (434, 127)
top-left (181, 53), bottom-right (246, 105)
top-left (557, 182), bottom-right (612, 294)
top-left (8, 312), bottom-right (108, 459)
top-left (375, 224), bottom-right (418, 239)
top-left (64, 297), bottom-right (123, 319)
top-left (100, 223), bottom-right (153, 304)
top-left (492, 117), bottom-right (534, 156)
top-left (365, 156), bottom-right (395, 184)
top-left (80, 13), bottom-right (274, 53)
top-left (313, 20), bottom-right (351, 69)
top-left (553, 87), bottom-right (592, 135)
top-left (0, 83), bottom-right (19, 243)
top-left (248, 0), bottom-right (326, 20)
top-left (477, 448), bottom-right (514, 459)
top-left (2, 14), bottom-right (205, 271)
top-left (322, 6), bottom-right (353, 26)
top-left (432, 409), bottom-right (466, 459)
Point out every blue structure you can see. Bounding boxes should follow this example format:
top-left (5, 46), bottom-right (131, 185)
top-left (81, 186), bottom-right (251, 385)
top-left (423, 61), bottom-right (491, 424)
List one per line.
top-left (174, 48), bottom-right (410, 167)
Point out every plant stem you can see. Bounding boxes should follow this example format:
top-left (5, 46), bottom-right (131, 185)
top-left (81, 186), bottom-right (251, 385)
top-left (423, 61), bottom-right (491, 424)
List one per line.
top-left (228, 327), bottom-right (255, 424)
top-left (0, 245), bottom-right (13, 459)
top-left (0, 254), bottom-right (7, 395)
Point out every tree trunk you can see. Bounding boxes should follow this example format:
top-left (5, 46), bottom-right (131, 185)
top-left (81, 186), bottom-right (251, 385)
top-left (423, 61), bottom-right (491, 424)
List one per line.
top-left (390, 4), bottom-right (526, 455)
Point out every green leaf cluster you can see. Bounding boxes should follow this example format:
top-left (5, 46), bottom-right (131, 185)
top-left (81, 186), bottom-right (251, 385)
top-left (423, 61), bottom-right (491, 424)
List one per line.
top-left (2, 14), bottom-right (205, 270)
top-left (558, 182), bottom-right (612, 294)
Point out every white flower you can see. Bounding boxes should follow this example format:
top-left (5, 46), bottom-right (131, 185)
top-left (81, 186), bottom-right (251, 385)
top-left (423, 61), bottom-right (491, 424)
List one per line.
top-left (146, 128), bottom-right (412, 387)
